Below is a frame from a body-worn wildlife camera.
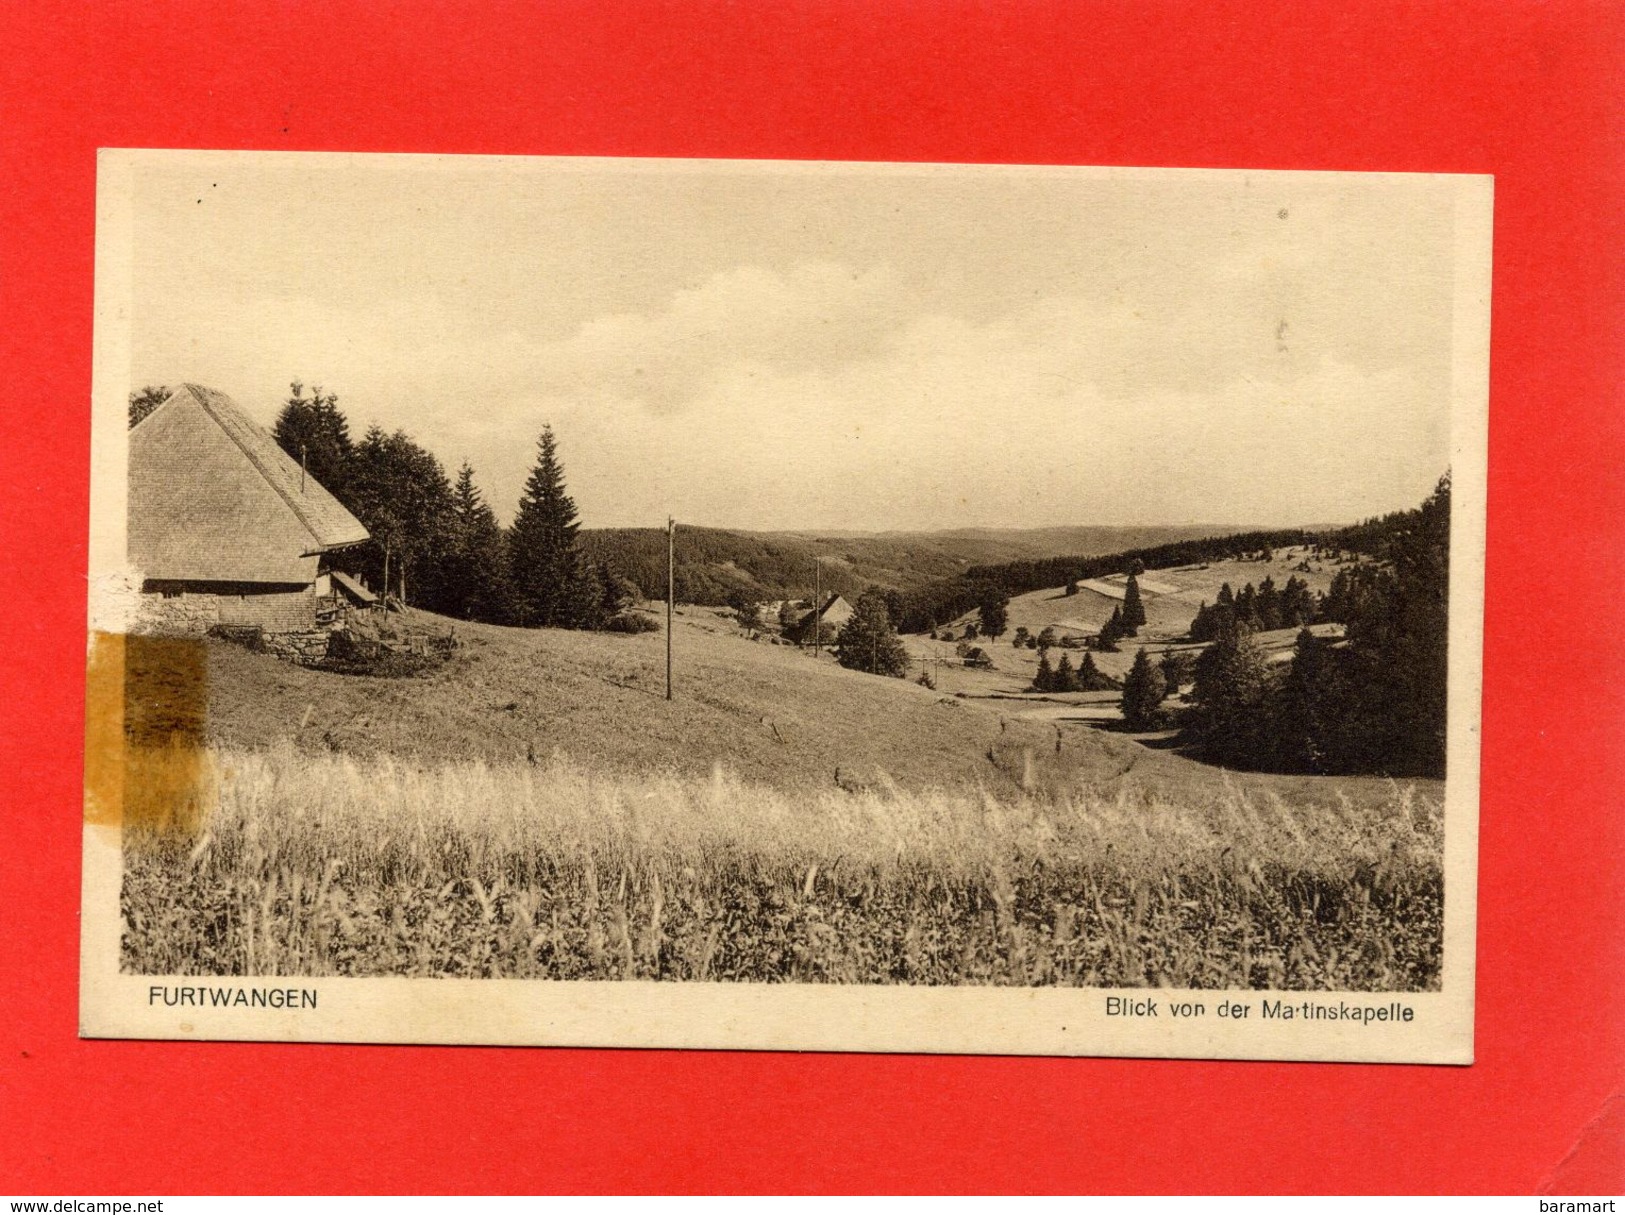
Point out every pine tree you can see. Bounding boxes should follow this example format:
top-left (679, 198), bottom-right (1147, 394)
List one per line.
top-left (1274, 626), bottom-right (1335, 772)
top-left (1280, 575), bottom-right (1312, 626)
top-left (1189, 627), bottom-right (1271, 766)
top-left (345, 425), bottom-right (456, 608)
top-left (1121, 573), bottom-right (1146, 633)
top-left (445, 462), bottom-right (516, 623)
top-left (1032, 651), bottom-right (1055, 692)
top-left (1159, 648), bottom-right (1193, 697)
top-left (978, 590), bottom-right (1009, 640)
top-left (1121, 648), bottom-right (1167, 730)
top-left (834, 589), bottom-right (910, 677)
top-left (1097, 605), bottom-right (1124, 651)
top-left (273, 382), bottom-right (354, 503)
top-left (509, 425), bottom-right (597, 628)
top-left (1234, 583), bottom-right (1260, 631)
top-left (1054, 652), bottom-right (1079, 692)
top-left (128, 385), bottom-right (170, 429)
top-left (1339, 472), bottom-right (1451, 776)
top-left (1077, 651), bottom-right (1107, 691)
top-left (1189, 601), bottom-right (1213, 642)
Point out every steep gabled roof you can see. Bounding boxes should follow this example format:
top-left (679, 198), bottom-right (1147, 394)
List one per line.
top-left (139, 383), bottom-right (369, 553)
top-left (813, 593), bottom-right (851, 618)
top-left (798, 594), bottom-right (853, 629)
top-left (129, 384), bottom-right (370, 585)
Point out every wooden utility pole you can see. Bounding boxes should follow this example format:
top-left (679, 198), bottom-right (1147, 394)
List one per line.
top-left (666, 517), bottom-right (675, 700)
top-left (813, 556), bottom-right (822, 658)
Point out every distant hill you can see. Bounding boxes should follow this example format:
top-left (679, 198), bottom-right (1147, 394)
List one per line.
top-left (581, 524), bottom-right (1260, 607)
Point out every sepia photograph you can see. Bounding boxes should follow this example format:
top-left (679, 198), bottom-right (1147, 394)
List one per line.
top-left (81, 151), bottom-right (1489, 1059)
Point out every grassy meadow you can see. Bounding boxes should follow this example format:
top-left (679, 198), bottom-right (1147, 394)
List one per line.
top-left (118, 610), bottom-right (1445, 989)
top-left (121, 742), bottom-right (1443, 989)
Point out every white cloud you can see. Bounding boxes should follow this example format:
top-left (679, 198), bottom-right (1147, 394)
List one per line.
top-left (127, 162), bottom-right (1457, 532)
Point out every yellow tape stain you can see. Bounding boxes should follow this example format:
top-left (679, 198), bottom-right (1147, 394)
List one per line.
top-left (84, 631), bottom-right (214, 834)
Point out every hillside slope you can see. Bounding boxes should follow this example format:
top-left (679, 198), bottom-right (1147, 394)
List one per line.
top-left (158, 611), bottom-right (1135, 799)
top-left (580, 523), bottom-right (1259, 606)
top-left (126, 601), bottom-right (1422, 811)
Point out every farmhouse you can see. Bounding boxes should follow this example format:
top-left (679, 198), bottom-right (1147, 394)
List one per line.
top-left (127, 383), bottom-right (372, 647)
top-left (799, 593), bottom-right (854, 633)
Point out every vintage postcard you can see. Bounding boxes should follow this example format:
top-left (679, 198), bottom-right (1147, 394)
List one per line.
top-left (82, 150), bottom-right (1490, 1061)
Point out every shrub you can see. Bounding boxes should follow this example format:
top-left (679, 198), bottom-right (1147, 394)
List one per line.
top-left (604, 611), bottom-right (661, 634)
top-left (317, 629), bottom-right (442, 678)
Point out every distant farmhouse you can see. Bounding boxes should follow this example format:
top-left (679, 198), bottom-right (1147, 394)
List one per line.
top-left (128, 384), bottom-right (375, 645)
top-left (794, 593), bottom-right (853, 640)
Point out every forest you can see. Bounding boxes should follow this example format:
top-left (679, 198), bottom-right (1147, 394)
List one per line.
top-left (1182, 477), bottom-right (1451, 779)
top-left (130, 383), bottom-right (1450, 779)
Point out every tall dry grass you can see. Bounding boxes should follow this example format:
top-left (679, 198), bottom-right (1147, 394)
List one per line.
top-left (122, 745), bottom-right (1443, 989)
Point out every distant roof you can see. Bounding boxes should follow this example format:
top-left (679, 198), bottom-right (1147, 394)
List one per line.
top-left (139, 383), bottom-right (369, 553)
top-left (799, 593), bottom-right (853, 627)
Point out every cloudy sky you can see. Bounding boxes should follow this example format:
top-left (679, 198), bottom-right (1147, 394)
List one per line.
top-left (118, 154), bottom-right (1463, 531)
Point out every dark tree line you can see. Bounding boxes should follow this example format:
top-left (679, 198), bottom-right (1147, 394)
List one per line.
top-left (581, 527), bottom-right (867, 607)
top-left (893, 529), bottom-right (1312, 634)
top-left (1185, 476), bottom-right (1451, 778)
top-left (1188, 573), bottom-right (1318, 641)
top-left (1031, 650), bottom-right (1115, 694)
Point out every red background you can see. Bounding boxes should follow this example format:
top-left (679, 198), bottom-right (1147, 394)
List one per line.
top-left (2, 1), bottom-right (1621, 1195)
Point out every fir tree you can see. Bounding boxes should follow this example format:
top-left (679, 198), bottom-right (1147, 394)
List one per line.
top-left (1077, 651), bottom-right (1108, 691)
top-left (445, 462), bottom-right (515, 623)
top-left (345, 425), bottom-right (456, 607)
top-left (1159, 648), bottom-right (1194, 696)
top-left (1121, 648), bottom-right (1167, 730)
top-left (1054, 652), bottom-right (1079, 692)
top-left (1189, 601), bottom-right (1214, 642)
top-left (1274, 627), bottom-right (1335, 772)
top-left (1280, 575), bottom-right (1313, 626)
top-left (509, 425), bottom-right (597, 628)
top-left (128, 385), bottom-right (170, 429)
top-left (273, 382), bottom-right (355, 503)
top-left (1032, 651), bottom-right (1055, 692)
top-left (1097, 605), bottom-right (1124, 651)
top-left (834, 589), bottom-right (910, 677)
top-left (1189, 626), bottom-right (1272, 766)
top-left (1255, 576), bottom-right (1281, 630)
top-left (1121, 573), bottom-right (1147, 633)
top-left (978, 590), bottom-right (1009, 640)
top-left (1234, 583), bottom-right (1260, 631)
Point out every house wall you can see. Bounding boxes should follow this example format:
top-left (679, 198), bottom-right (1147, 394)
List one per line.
top-left (137, 583), bottom-right (320, 635)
